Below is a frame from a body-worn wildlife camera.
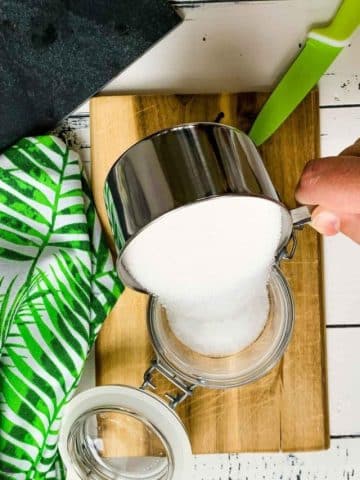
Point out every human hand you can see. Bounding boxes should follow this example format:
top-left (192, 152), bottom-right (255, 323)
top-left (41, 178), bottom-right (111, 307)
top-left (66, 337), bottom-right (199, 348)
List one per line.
top-left (295, 139), bottom-right (360, 243)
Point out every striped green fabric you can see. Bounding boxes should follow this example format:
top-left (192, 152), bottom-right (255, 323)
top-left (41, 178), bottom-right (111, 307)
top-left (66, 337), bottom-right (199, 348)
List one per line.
top-left (0, 136), bottom-right (123, 478)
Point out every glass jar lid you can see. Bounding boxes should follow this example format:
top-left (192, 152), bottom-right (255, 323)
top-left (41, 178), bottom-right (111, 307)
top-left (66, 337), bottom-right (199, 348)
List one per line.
top-left (59, 386), bottom-right (192, 480)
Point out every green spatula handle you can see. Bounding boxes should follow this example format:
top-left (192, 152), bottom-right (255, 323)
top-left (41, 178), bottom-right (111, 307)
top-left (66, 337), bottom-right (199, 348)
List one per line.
top-left (311, 0), bottom-right (360, 43)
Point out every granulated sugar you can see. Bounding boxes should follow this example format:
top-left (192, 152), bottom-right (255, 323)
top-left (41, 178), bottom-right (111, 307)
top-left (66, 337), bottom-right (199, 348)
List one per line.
top-left (122, 196), bottom-right (282, 357)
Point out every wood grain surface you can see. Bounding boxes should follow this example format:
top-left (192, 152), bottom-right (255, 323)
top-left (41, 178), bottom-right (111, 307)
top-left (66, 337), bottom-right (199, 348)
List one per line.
top-left (91, 91), bottom-right (329, 454)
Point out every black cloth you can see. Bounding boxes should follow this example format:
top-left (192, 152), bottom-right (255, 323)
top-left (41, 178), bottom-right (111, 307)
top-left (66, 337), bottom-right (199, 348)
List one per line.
top-left (0, 0), bottom-right (181, 150)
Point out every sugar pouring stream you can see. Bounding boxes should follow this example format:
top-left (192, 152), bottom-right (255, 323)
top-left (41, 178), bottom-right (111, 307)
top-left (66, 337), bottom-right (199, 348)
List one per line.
top-left (122, 195), bottom-right (282, 357)
top-left (59, 123), bottom-right (311, 480)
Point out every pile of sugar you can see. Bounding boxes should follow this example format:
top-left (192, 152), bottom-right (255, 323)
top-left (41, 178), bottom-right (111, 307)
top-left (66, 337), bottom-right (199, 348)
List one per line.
top-left (122, 196), bottom-right (282, 357)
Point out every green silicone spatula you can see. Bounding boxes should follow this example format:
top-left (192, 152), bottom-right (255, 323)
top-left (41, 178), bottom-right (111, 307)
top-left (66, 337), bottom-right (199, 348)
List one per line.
top-left (249, 0), bottom-right (360, 147)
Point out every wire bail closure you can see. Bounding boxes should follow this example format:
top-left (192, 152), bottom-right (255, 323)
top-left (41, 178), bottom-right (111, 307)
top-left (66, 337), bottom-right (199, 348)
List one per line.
top-left (141, 360), bottom-right (196, 409)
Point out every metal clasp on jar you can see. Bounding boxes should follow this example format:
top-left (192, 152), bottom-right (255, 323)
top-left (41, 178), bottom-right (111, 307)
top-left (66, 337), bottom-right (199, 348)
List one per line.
top-left (141, 360), bottom-right (196, 409)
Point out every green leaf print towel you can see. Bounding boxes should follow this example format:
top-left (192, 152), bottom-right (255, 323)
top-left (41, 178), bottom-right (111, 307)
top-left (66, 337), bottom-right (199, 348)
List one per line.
top-left (0, 135), bottom-right (123, 479)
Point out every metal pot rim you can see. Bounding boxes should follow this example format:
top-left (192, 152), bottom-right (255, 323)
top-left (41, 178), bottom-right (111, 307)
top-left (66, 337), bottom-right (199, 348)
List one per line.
top-left (106, 121), bottom-right (242, 178)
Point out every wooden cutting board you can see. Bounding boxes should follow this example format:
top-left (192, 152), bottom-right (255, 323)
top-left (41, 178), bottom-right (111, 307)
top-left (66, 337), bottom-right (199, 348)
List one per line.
top-left (90, 91), bottom-right (329, 453)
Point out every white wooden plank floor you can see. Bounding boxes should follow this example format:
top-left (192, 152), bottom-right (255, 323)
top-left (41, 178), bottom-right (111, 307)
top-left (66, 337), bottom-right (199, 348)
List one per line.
top-left (61, 2), bottom-right (360, 478)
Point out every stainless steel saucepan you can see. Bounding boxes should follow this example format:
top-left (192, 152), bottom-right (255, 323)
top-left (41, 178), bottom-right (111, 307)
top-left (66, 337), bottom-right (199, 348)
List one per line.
top-left (104, 122), bottom-right (310, 292)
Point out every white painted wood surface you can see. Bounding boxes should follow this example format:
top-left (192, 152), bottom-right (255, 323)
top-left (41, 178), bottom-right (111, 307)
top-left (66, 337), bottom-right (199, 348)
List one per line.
top-left (192, 439), bottom-right (360, 480)
top-left (320, 106), bottom-right (360, 330)
top-left (59, 1), bottom-right (360, 477)
top-left (103, 0), bottom-right (343, 95)
top-left (327, 329), bottom-right (360, 436)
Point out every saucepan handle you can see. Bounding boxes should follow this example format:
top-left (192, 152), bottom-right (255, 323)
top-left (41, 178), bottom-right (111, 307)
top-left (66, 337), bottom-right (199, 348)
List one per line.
top-left (290, 205), bottom-right (312, 229)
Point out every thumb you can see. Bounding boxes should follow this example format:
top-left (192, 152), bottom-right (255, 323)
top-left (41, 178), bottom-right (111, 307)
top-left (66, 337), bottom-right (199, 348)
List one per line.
top-left (311, 206), bottom-right (340, 236)
top-left (311, 206), bottom-right (360, 244)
